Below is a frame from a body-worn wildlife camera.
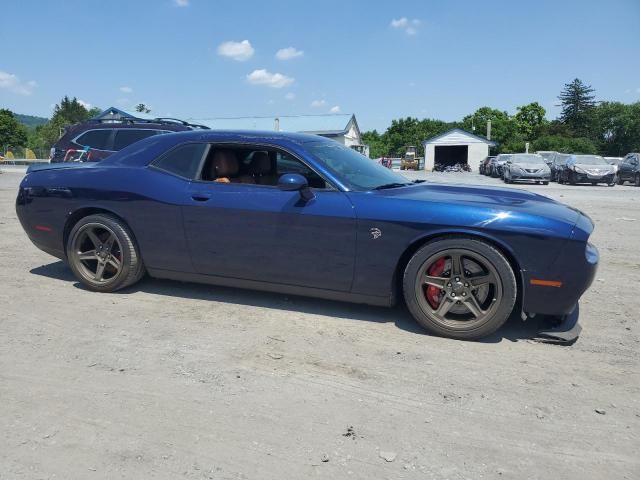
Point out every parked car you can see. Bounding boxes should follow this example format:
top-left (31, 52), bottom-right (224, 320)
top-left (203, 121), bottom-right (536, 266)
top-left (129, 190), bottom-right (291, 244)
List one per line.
top-left (490, 154), bottom-right (511, 178)
top-left (550, 154), bottom-right (570, 182)
top-left (479, 156), bottom-right (495, 175)
top-left (502, 153), bottom-right (550, 184)
top-left (16, 130), bottom-right (597, 342)
top-left (49, 117), bottom-right (208, 163)
top-left (617, 152), bottom-right (640, 186)
top-left (536, 151), bottom-right (558, 168)
top-left (557, 155), bottom-right (617, 186)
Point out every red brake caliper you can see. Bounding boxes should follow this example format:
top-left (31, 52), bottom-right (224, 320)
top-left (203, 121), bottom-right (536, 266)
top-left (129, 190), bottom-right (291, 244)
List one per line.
top-left (424, 257), bottom-right (446, 309)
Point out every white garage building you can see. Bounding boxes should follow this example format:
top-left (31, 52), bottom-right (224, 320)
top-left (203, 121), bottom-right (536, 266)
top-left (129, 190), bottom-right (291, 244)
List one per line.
top-left (422, 128), bottom-right (496, 172)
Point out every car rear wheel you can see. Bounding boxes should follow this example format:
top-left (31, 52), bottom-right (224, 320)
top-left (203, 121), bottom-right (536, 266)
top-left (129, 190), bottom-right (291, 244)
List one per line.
top-left (67, 214), bottom-right (145, 292)
top-left (403, 238), bottom-right (517, 340)
top-left (635, 174), bottom-right (640, 187)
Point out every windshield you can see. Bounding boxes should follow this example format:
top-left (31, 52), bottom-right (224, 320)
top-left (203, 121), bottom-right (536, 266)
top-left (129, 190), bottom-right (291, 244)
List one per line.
top-left (495, 155), bottom-right (511, 163)
top-left (511, 154), bottom-right (546, 164)
top-left (306, 141), bottom-right (410, 191)
top-left (572, 155), bottom-right (607, 165)
top-left (538, 152), bottom-right (555, 160)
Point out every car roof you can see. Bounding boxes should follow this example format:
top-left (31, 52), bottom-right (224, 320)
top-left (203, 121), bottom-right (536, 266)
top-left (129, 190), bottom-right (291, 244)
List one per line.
top-left (156, 129), bottom-right (333, 144)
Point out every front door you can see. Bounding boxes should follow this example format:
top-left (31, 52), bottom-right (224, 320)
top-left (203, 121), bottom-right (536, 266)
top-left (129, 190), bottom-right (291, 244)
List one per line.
top-left (182, 145), bottom-right (356, 292)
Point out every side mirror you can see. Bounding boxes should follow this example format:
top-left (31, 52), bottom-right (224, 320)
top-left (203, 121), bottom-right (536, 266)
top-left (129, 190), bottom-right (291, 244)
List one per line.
top-left (277, 173), bottom-right (314, 201)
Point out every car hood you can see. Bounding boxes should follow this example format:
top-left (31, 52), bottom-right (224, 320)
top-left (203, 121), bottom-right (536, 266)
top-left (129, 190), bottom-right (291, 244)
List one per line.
top-left (374, 182), bottom-right (581, 226)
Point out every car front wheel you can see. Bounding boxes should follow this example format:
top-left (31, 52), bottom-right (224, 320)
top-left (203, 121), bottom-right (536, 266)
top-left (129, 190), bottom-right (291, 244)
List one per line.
top-left (66, 214), bottom-right (145, 292)
top-left (403, 238), bottom-right (517, 340)
top-left (636, 173), bottom-right (640, 187)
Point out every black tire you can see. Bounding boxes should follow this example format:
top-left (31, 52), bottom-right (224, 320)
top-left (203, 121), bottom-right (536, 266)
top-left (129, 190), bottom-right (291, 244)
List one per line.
top-left (636, 174), bottom-right (640, 187)
top-left (542, 181), bottom-right (549, 185)
top-left (569, 172), bottom-right (576, 185)
top-left (66, 214), bottom-right (145, 292)
top-left (617, 175), bottom-right (624, 185)
top-left (402, 237), bottom-right (517, 340)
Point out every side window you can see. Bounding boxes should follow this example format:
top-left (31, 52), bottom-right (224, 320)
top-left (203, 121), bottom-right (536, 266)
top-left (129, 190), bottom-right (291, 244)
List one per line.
top-left (276, 151), bottom-right (327, 189)
top-left (74, 130), bottom-right (112, 150)
top-left (152, 143), bottom-right (207, 179)
top-left (113, 129), bottom-right (158, 150)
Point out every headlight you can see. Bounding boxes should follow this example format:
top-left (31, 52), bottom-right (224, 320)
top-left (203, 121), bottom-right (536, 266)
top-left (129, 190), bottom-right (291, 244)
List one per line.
top-left (574, 166), bottom-right (586, 174)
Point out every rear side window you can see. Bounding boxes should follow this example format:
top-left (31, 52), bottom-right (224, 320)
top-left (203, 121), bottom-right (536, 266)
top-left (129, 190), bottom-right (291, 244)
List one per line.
top-left (152, 143), bottom-right (206, 179)
top-left (74, 130), bottom-right (112, 150)
top-left (114, 129), bottom-right (158, 150)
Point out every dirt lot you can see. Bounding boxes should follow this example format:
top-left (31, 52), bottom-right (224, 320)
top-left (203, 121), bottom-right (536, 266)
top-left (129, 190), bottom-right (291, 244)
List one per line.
top-left (1, 166), bottom-right (638, 479)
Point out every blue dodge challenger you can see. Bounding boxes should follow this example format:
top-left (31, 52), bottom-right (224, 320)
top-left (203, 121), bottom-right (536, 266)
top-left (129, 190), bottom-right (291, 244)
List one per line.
top-left (16, 131), bottom-right (598, 341)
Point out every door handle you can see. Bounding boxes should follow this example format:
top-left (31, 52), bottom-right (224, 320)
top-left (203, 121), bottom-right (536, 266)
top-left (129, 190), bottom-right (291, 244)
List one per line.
top-left (191, 193), bottom-right (212, 202)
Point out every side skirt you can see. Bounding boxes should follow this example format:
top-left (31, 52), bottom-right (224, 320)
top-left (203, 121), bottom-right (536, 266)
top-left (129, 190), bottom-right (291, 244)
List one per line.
top-left (147, 268), bottom-right (394, 307)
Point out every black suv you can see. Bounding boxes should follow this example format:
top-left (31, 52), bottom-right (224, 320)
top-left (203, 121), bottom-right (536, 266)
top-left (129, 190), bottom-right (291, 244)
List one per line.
top-left (49, 118), bottom-right (208, 163)
top-left (617, 153), bottom-right (640, 186)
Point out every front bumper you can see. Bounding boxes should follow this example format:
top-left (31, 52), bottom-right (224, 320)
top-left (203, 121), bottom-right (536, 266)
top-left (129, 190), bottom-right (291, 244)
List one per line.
top-left (510, 170), bottom-right (550, 181)
top-left (573, 172), bottom-right (616, 184)
top-left (523, 215), bottom-right (598, 317)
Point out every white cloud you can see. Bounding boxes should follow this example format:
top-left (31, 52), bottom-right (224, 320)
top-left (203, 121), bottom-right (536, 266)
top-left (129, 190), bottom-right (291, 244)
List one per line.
top-left (311, 99), bottom-right (327, 107)
top-left (120, 86), bottom-right (133, 93)
top-left (330, 105), bottom-right (341, 113)
top-left (174, 0), bottom-right (189, 7)
top-left (284, 92), bottom-right (296, 100)
top-left (78, 99), bottom-right (92, 109)
top-left (276, 47), bottom-right (304, 60)
top-left (0, 71), bottom-right (37, 95)
top-left (217, 40), bottom-right (255, 62)
top-left (391, 17), bottom-right (421, 35)
top-left (246, 69), bottom-right (294, 88)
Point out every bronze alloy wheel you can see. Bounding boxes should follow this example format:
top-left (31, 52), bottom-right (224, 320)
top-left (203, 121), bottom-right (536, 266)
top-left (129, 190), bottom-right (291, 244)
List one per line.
top-left (403, 238), bottom-right (517, 339)
top-left (69, 223), bottom-right (124, 285)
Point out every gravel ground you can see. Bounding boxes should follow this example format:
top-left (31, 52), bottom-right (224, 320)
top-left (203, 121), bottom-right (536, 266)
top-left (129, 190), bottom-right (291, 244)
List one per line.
top-left (1, 167), bottom-right (638, 479)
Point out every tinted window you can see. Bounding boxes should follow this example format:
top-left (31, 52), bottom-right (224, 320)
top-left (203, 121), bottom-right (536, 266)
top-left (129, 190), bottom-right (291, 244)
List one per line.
top-left (276, 151), bottom-right (327, 188)
top-left (74, 130), bottom-right (112, 150)
top-left (152, 143), bottom-right (206, 179)
top-left (306, 141), bottom-right (408, 191)
top-left (114, 129), bottom-right (158, 150)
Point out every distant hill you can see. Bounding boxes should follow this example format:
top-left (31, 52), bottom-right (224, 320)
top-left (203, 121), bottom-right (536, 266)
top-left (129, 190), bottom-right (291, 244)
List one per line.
top-left (16, 113), bottom-right (49, 128)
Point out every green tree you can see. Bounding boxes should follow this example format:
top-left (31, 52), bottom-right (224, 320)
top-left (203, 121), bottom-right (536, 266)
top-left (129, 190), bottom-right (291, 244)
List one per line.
top-left (461, 107), bottom-right (516, 150)
top-left (514, 102), bottom-right (547, 139)
top-left (0, 109), bottom-right (28, 151)
top-left (591, 101), bottom-right (640, 156)
top-left (135, 103), bottom-right (151, 114)
top-left (558, 78), bottom-right (596, 136)
top-left (39, 96), bottom-right (96, 147)
top-left (532, 135), bottom-right (597, 154)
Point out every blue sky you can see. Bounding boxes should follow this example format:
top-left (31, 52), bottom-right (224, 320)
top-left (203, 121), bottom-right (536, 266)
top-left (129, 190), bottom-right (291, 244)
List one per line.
top-left (1, 0), bottom-right (639, 131)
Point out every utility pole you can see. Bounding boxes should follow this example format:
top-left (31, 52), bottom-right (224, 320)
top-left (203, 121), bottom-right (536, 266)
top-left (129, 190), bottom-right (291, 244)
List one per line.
top-left (486, 120), bottom-right (492, 141)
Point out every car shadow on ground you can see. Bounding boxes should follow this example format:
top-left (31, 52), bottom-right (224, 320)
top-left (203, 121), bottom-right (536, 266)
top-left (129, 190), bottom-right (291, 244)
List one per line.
top-left (31, 261), bottom-right (549, 344)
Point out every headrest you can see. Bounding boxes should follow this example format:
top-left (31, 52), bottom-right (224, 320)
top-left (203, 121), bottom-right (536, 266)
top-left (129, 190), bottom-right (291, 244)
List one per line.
top-left (249, 151), bottom-right (271, 175)
top-left (211, 150), bottom-right (239, 178)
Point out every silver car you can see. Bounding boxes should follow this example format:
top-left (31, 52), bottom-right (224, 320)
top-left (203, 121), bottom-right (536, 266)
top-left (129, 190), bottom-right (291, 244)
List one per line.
top-left (503, 154), bottom-right (551, 184)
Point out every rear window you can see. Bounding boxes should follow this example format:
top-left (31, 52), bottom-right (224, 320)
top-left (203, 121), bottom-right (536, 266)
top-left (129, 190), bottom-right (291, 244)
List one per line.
top-left (74, 130), bottom-right (112, 150)
top-left (114, 129), bottom-right (159, 150)
top-left (152, 143), bottom-right (206, 179)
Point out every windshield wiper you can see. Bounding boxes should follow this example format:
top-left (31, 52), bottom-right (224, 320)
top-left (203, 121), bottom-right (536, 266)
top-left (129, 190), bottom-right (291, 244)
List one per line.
top-left (413, 179), bottom-right (426, 184)
top-left (373, 182), bottom-right (411, 190)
